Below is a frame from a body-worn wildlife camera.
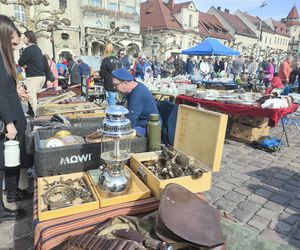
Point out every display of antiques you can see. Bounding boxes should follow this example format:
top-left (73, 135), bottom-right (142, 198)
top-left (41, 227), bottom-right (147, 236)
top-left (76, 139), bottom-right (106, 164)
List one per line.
top-left (37, 102), bottom-right (104, 116)
top-left (142, 145), bottom-right (204, 180)
top-left (98, 106), bottom-right (134, 196)
top-left (187, 89), bottom-right (263, 106)
top-left (42, 130), bottom-right (85, 148)
top-left (41, 176), bottom-right (94, 211)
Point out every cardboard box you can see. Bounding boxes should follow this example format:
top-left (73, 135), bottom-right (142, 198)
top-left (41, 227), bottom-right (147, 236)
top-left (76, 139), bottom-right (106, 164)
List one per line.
top-left (130, 104), bottom-right (228, 199)
top-left (37, 172), bottom-right (99, 221)
top-left (237, 116), bottom-right (269, 128)
top-left (230, 122), bottom-right (270, 143)
top-left (87, 167), bottom-right (151, 208)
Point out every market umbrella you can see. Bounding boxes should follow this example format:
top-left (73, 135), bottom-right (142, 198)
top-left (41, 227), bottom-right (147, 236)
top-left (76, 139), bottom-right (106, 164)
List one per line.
top-left (181, 37), bottom-right (240, 56)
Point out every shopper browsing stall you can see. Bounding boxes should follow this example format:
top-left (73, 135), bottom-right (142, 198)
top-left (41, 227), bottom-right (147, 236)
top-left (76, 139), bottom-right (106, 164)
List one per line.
top-left (0, 15), bottom-right (32, 222)
top-left (112, 68), bottom-right (160, 136)
top-left (18, 30), bottom-right (47, 117)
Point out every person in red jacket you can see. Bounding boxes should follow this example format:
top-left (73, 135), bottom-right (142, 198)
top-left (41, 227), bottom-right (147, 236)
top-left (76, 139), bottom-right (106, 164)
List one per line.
top-left (265, 76), bottom-right (285, 95)
top-left (278, 56), bottom-right (292, 85)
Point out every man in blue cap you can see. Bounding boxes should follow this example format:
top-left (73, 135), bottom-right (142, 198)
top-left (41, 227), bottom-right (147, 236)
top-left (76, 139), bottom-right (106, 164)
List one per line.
top-left (112, 68), bottom-right (160, 136)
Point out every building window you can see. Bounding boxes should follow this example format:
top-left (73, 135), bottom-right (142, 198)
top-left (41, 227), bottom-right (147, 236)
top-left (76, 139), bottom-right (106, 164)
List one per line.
top-left (14, 5), bottom-right (25, 23)
top-left (180, 36), bottom-right (183, 48)
top-left (269, 38), bottom-right (271, 44)
top-left (109, 3), bottom-right (118, 10)
top-left (189, 15), bottom-right (193, 27)
top-left (125, 6), bottom-right (135, 13)
top-left (274, 37), bottom-right (277, 44)
top-left (89, 0), bottom-right (101, 6)
top-left (265, 36), bottom-right (267, 43)
top-left (61, 33), bottom-right (69, 40)
top-left (59, 0), bottom-right (67, 9)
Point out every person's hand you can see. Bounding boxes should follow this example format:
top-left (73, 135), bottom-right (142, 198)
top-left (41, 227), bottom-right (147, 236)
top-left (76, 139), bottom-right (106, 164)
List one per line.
top-left (5, 123), bottom-right (17, 140)
top-left (17, 86), bottom-right (28, 101)
top-left (46, 81), bottom-right (52, 89)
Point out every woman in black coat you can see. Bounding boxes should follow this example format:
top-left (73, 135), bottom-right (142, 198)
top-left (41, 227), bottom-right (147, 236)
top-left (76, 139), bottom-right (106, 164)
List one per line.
top-left (0, 15), bottom-right (32, 222)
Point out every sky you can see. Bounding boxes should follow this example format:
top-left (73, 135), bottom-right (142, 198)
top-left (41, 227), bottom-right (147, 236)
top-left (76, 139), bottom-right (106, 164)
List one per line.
top-left (176, 0), bottom-right (299, 20)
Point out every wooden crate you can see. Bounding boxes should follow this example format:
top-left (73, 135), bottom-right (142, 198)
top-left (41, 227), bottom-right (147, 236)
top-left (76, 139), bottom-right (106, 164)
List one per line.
top-left (130, 104), bottom-right (228, 199)
top-left (87, 167), bottom-right (151, 207)
top-left (230, 122), bottom-right (270, 143)
top-left (37, 172), bottom-right (99, 221)
top-left (237, 116), bottom-right (269, 128)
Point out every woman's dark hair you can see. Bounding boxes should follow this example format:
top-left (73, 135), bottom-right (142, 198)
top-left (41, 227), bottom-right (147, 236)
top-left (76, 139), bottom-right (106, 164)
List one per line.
top-left (24, 30), bottom-right (37, 44)
top-left (0, 15), bottom-right (19, 79)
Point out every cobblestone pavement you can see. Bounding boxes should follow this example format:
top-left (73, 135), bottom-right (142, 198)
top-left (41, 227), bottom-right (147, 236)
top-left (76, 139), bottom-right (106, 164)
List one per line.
top-left (0, 124), bottom-right (300, 249)
top-left (205, 124), bottom-right (300, 249)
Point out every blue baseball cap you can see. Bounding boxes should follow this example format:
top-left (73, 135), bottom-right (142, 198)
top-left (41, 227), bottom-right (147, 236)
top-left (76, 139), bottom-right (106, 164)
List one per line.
top-left (112, 68), bottom-right (134, 81)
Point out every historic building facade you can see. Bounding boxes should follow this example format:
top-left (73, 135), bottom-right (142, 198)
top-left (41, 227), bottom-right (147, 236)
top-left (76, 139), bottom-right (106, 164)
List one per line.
top-left (0, 0), bottom-right (141, 60)
top-left (140, 0), bottom-right (232, 61)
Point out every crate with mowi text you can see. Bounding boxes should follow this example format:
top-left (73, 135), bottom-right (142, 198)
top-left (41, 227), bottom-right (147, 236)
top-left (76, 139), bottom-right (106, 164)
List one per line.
top-left (130, 104), bottom-right (228, 199)
top-left (34, 126), bottom-right (147, 177)
top-left (25, 117), bottom-right (104, 155)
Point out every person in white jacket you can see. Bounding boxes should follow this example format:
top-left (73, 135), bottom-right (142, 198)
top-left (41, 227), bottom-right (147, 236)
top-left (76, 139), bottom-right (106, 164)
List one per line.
top-left (199, 57), bottom-right (210, 80)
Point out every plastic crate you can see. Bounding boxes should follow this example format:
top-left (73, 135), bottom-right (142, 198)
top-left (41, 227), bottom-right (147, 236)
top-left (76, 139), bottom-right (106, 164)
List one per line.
top-left (34, 126), bottom-right (147, 177)
top-left (25, 117), bottom-right (103, 155)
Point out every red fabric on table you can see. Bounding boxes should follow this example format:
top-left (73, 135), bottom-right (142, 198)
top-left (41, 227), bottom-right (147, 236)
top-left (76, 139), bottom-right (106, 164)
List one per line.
top-left (176, 94), bottom-right (298, 127)
top-left (33, 182), bottom-right (205, 250)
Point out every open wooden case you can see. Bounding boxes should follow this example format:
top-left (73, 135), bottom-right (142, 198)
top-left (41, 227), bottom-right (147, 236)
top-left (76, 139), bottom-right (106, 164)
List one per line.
top-left (37, 172), bottom-right (99, 221)
top-left (87, 166), bottom-right (151, 208)
top-left (130, 104), bottom-right (228, 199)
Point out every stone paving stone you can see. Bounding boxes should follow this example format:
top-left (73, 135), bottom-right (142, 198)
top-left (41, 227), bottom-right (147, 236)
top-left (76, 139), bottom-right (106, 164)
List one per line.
top-left (285, 205), bottom-right (300, 214)
top-left (7, 220), bottom-right (32, 239)
top-left (238, 200), bottom-right (261, 213)
top-left (264, 178), bottom-right (285, 188)
top-left (277, 190), bottom-right (296, 199)
top-left (292, 228), bottom-right (300, 240)
top-left (288, 238), bottom-right (300, 249)
top-left (247, 194), bottom-right (268, 205)
top-left (254, 188), bottom-right (274, 198)
top-left (248, 161), bottom-right (266, 168)
top-left (289, 199), bottom-right (300, 209)
top-left (260, 229), bottom-right (287, 245)
top-left (230, 208), bottom-right (254, 223)
top-left (247, 215), bottom-right (270, 231)
top-left (269, 194), bottom-right (290, 205)
top-left (279, 212), bottom-right (300, 225)
top-left (273, 173), bottom-right (292, 181)
top-left (256, 208), bottom-right (278, 220)
top-left (282, 184), bottom-right (300, 192)
top-left (288, 179), bottom-right (300, 188)
top-left (213, 198), bottom-right (237, 213)
top-left (224, 191), bottom-right (246, 203)
top-left (233, 187), bottom-right (252, 196)
top-left (263, 201), bottom-right (284, 212)
top-left (214, 181), bottom-right (235, 191)
top-left (292, 174), bottom-right (300, 181)
top-left (222, 176), bottom-right (244, 186)
top-left (289, 162), bottom-right (300, 168)
top-left (230, 172), bottom-right (251, 181)
top-left (12, 235), bottom-right (34, 250)
top-left (269, 220), bottom-right (293, 235)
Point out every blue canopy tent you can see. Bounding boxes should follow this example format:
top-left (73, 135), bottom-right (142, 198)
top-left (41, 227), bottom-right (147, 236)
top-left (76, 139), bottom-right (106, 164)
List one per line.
top-left (181, 37), bottom-right (240, 56)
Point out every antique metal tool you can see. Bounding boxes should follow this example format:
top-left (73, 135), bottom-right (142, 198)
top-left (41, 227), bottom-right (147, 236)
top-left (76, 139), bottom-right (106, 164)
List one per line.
top-left (143, 145), bottom-right (204, 180)
top-left (42, 177), bottom-right (94, 211)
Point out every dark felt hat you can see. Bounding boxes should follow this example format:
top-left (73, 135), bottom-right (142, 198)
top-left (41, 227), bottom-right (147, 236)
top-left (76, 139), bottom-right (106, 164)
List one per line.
top-left (112, 68), bottom-right (134, 81)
